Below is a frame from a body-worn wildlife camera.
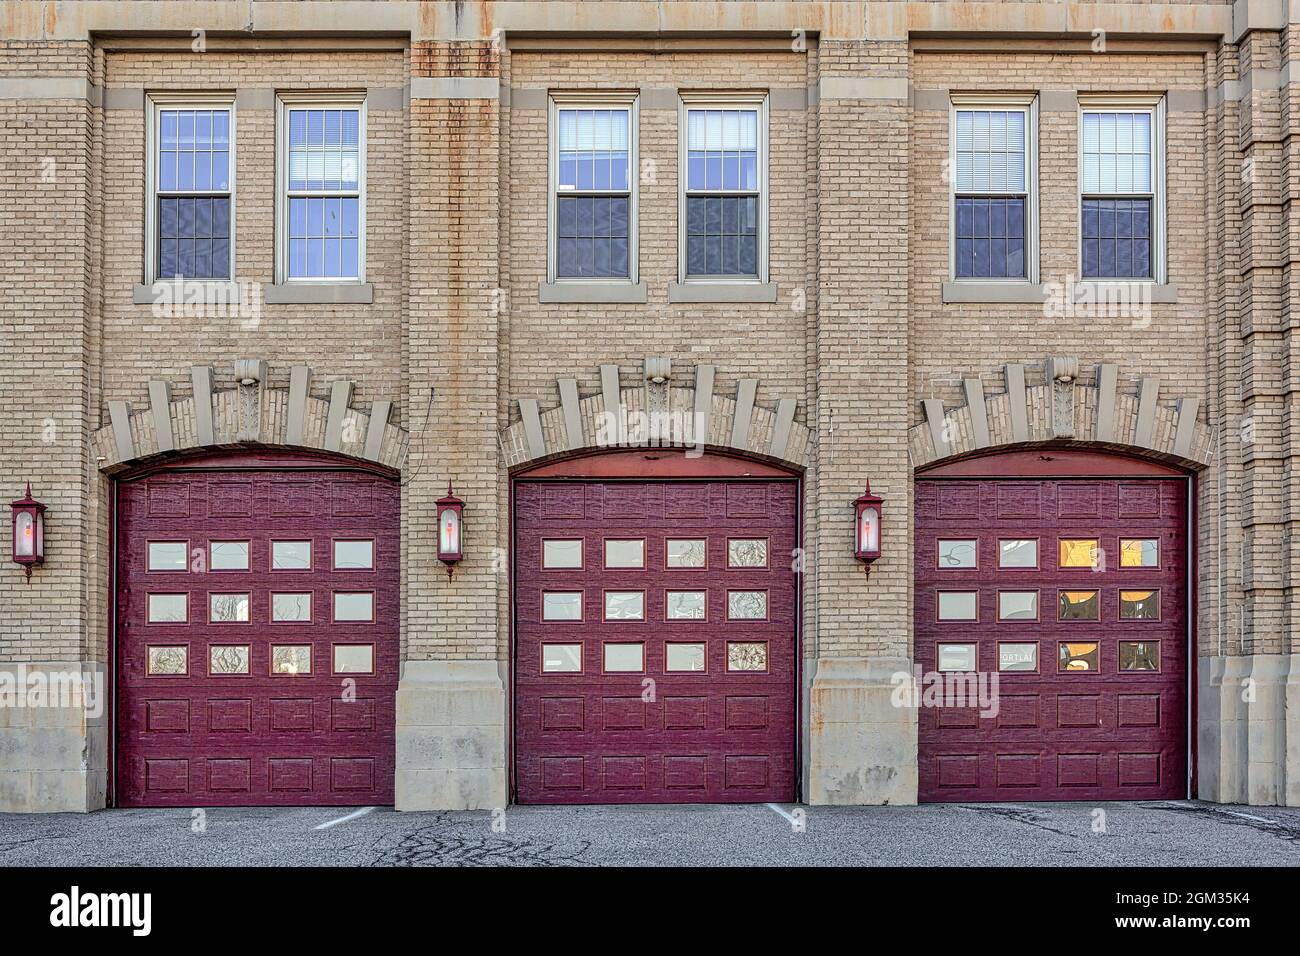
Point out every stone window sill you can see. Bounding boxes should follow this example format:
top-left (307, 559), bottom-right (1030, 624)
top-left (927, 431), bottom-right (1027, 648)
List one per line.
top-left (537, 281), bottom-right (647, 304)
top-left (941, 281), bottom-right (1047, 304)
top-left (942, 280), bottom-right (1179, 305)
top-left (133, 281), bottom-right (248, 305)
top-left (134, 281), bottom-right (375, 305)
top-left (667, 281), bottom-right (778, 304)
top-left (264, 282), bottom-right (374, 304)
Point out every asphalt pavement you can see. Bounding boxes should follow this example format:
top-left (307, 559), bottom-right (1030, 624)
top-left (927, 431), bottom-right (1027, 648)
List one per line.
top-left (2, 799), bottom-right (1298, 866)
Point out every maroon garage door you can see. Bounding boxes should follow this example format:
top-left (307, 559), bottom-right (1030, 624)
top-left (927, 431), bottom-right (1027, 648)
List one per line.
top-left (115, 459), bottom-right (399, 807)
top-left (514, 477), bottom-right (798, 804)
top-left (916, 466), bottom-right (1189, 801)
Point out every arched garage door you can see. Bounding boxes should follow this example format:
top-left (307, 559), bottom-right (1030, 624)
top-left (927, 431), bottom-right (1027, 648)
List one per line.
top-left (513, 452), bottom-right (799, 804)
top-left (915, 450), bottom-right (1190, 802)
top-left (114, 452), bottom-right (399, 807)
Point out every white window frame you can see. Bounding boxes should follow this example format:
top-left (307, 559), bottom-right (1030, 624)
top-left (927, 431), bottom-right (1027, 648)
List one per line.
top-left (275, 90), bottom-right (368, 285)
top-left (144, 91), bottom-right (237, 284)
top-left (677, 89), bottom-right (770, 285)
top-left (948, 93), bottom-right (1039, 284)
top-left (1076, 93), bottom-right (1166, 284)
top-left (547, 90), bottom-right (640, 285)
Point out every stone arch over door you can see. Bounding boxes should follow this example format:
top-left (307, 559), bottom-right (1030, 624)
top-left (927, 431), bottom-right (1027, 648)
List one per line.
top-left (90, 359), bottom-right (409, 473)
top-left (908, 356), bottom-right (1214, 471)
top-left (499, 357), bottom-right (812, 473)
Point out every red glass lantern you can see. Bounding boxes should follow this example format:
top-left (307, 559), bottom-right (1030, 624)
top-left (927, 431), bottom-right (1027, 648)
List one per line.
top-left (11, 483), bottom-right (46, 583)
top-left (853, 482), bottom-right (883, 576)
top-left (436, 482), bottom-right (464, 578)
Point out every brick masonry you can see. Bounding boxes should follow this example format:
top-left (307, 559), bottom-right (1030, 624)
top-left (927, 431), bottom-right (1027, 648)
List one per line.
top-left (0, 0), bottom-right (1296, 810)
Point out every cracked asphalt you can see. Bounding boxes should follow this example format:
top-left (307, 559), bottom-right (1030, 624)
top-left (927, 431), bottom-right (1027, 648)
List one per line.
top-left (2, 800), bottom-right (1299, 866)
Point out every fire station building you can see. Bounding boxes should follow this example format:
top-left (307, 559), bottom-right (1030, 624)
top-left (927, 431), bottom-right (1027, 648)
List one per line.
top-left (2, 0), bottom-right (1297, 812)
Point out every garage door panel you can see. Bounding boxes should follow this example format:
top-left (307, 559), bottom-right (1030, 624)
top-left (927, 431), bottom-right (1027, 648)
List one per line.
top-left (515, 478), bottom-right (798, 804)
top-left (116, 467), bottom-right (398, 807)
top-left (917, 475), bottom-right (1187, 802)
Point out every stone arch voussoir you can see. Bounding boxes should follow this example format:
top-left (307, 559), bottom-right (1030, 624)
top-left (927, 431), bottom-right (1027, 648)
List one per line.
top-left (499, 358), bottom-right (811, 472)
top-left (91, 360), bottom-right (409, 474)
top-left (909, 356), bottom-right (1213, 471)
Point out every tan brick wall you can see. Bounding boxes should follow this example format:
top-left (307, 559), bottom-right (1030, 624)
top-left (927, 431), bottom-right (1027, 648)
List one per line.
top-left (99, 49), bottom-right (408, 419)
top-left (909, 48), bottom-right (1234, 659)
top-left (405, 41), bottom-right (502, 662)
top-left (2, 17), bottom-right (1278, 676)
top-left (0, 40), bottom-right (100, 664)
top-left (909, 50), bottom-right (1211, 410)
top-left (504, 50), bottom-right (813, 406)
top-left (815, 39), bottom-right (913, 660)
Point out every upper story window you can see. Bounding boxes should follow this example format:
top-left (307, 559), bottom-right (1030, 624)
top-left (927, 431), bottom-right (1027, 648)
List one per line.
top-left (679, 92), bottom-right (768, 282)
top-left (145, 93), bottom-right (235, 282)
top-left (276, 92), bottom-right (366, 283)
top-left (950, 94), bottom-right (1037, 282)
top-left (548, 92), bottom-right (638, 282)
top-left (1079, 95), bottom-right (1165, 282)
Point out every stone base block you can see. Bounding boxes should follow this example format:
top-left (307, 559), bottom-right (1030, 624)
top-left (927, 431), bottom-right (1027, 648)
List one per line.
top-left (807, 656), bottom-right (917, 805)
top-left (1199, 654), bottom-right (1300, 807)
top-left (394, 659), bottom-right (506, 810)
top-left (0, 662), bottom-right (107, 813)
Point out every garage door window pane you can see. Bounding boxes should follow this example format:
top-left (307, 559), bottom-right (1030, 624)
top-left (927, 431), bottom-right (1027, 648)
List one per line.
top-left (603, 643), bottom-right (644, 672)
top-left (604, 590), bottom-right (645, 620)
top-left (998, 538), bottom-right (1038, 568)
top-left (937, 591), bottom-right (978, 621)
top-left (542, 591), bottom-right (583, 621)
top-left (998, 642), bottom-right (1038, 671)
top-left (210, 593), bottom-right (249, 622)
top-left (937, 643), bottom-right (977, 672)
top-left (209, 644), bottom-right (249, 675)
top-left (272, 540), bottom-right (312, 570)
top-left (727, 538), bottom-right (769, 568)
top-left (666, 538), bottom-right (706, 568)
top-left (937, 539), bottom-right (977, 569)
top-left (272, 645), bottom-right (312, 675)
top-left (1058, 589), bottom-right (1099, 620)
top-left (542, 539), bottom-right (583, 569)
top-left (666, 590), bottom-right (706, 619)
top-left (272, 592), bottom-right (312, 622)
top-left (727, 642), bottom-right (767, 671)
top-left (666, 643), bottom-right (706, 672)
top-left (333, 644), bottom-right (374, 674)
top-left (603, 539), bottom-right (645, 568)
top-left (727, 590), bottom-right (768, 620)
top-left (334, 539), bottom-right (374, 570)
top-left (542, 644), bottom-right (583, 673)
top-left (1120, 589), bottom-right (1160, 620)
top-left (211, 540), bottom-right (249, 570)
top-left (1120, 538), bottom-right (1159, 568)
top-left (998, 590), bottom-right (1038, 620)
top-left (147, 646), bottom-right (188, 675)
top-left (147, 593), bottom-right (188, 623)
top-left (333, 591), bottom-right (373, 621)
top-left (148, 541), bottom-right (188, 571)
top-left (1059, 538), bottom-right (1099, 568)
top-left (1059, 641), bottom-right (1100, 672)
top-left (1119, 641), bottom-right (1160, 671)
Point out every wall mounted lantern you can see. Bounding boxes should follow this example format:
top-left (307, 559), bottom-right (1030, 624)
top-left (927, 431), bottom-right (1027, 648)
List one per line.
top-left (853, 482), bottom-right (883, 576)
top-left (11, 484), bottom-right (46, 583)
top-left (436, 483), bottom-right (464, 578)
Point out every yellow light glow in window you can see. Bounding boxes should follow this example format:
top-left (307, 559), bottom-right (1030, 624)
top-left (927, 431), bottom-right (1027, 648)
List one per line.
top-left (1059, 642), bottom-right (1099, 671)
top-left (1120, 538), bottom-right (1158, 567)
top-left (1059, 538), bottom-right (1099, 567)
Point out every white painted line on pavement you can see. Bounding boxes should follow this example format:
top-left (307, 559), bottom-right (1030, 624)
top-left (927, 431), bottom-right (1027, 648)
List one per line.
top-left (1215, 808), bottom-right (1277, 824)
top-left (766, 802), bottom-right (798, 824)
top-left (314, 806), bottom-right (376, 830)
